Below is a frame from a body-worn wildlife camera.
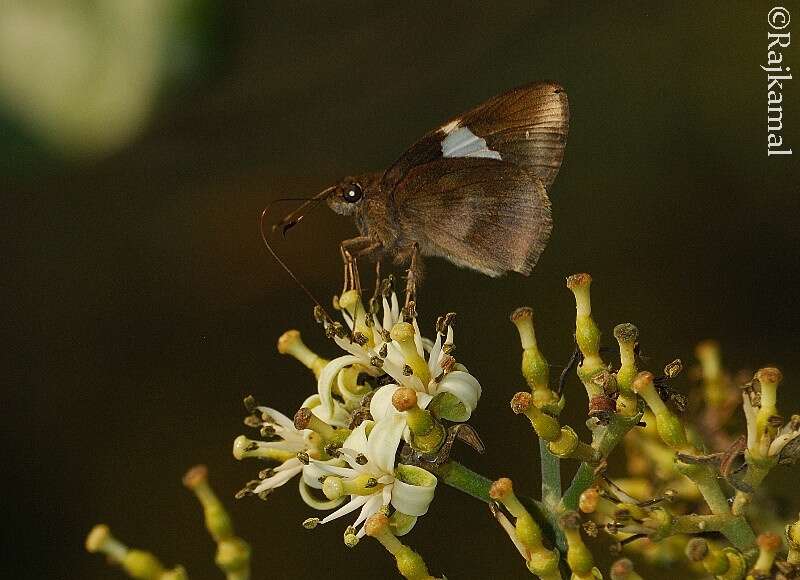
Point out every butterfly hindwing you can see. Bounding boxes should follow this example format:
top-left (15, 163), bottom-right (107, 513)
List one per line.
top-left (392, 157), bottom-right (552, 277)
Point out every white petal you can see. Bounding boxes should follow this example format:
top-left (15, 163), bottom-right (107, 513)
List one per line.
top-left (351, 493), bottom-right (384, 530)
top-left (390, 293), bottom-right (400, 321)
top-left (332, 334), bottom-right (371, 358)
top-left (342, 420), bottom-right (372, 454)
top-left (435, 370), bottom-right (481, 421)
top-left (382, 296), bottom-right (393, 331)
top-left (369, 385), bottom-right (402, 422)
top-left (412, 319), bottom-right (424, 357)
top-left (321, 494), bottom-right (370, 524)
top-left (367, 412), bottom-right (406, 475)
top-left (298, 478), bottom-right (346, 510)
top-left (318, 355), bottom-right (363, 417)
top-left (342, 310), bottom-right (354, 331)
top-left (428, 332), bottom-right (443, 376)
top-left (253, 463), bottom-right (303, 493)
top-left (310, 460), bottom-right (358, 478)
top-left (391, 464), bottom-right (437, 516)
top-left (302, 460), bottom-right (343, 489)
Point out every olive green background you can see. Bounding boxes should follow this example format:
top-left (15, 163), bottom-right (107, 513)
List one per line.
top-left (6, 2), bottom-right (800, 578)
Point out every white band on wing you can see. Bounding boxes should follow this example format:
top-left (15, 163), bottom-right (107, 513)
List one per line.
top-left (441, 126), bottom-right (502, 160)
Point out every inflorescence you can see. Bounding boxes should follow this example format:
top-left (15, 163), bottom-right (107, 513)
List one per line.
top-left (87, 270), bottom-right (800, 579)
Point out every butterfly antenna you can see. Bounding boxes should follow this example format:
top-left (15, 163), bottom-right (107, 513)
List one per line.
top-left (259, 193), bottom-right (335, 324)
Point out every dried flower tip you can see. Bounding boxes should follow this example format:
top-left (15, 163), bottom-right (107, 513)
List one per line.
top-left (566, 272), bottom-right (592, 290)
top-left (559, 511), bottom-right (583, 530)
top-left (613, 323), bottom-right (639, 344)
top-left (392, 387), bottom-right (418, 412)
top-left (664, 359), bottom-right (683, 379)
top-left (182, 464), bottom-right (208, 490)
top-left (758, 532), bottom-right (782, 552)
top-left (489, 477), bottom-right (514, 501)
top-left (610, 558), bottom-right (641, 580)
top-left (302, 517), bottom-right (320, 529)
top-left (756, 367), bottom-right (783, 386)
top-left (510, 391), bottom-right (532, 414)
top-left (631, 371), bottom-right (655, 393)
top-left (313, 305), bottom-right (326, 324)
top-left (365, 512), bottom-right (390, 537)
top-left (579, 488), bottom-right (600, 513)
top-left (685, 537), bottom-right (709, 561)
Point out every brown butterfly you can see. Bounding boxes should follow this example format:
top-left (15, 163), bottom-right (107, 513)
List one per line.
top-left (275, 81), bottom-right (569, 297)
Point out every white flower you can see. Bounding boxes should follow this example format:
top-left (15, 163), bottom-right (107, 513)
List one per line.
top-left (310, 416), bottom-right (438, 539)
top-left (233, 405), bottom-right (347, 510)
top-left (318, 292), bottom-right (481, 427)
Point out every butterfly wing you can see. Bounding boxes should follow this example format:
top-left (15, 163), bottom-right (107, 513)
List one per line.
top-left (393, 157), bottom-right (551, 277)
top-left (383, 81), bottom-right (569, 192)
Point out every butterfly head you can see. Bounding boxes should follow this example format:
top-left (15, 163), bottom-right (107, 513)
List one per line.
top-left (326, 174), bottom-right (379, 216)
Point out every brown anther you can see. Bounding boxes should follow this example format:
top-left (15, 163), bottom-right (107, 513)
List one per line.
top-left (439, 355), bottom-right (456, 374)
top-left (402, 365), bottom-right (413, 376)
top-left (510, 392), bottom-right (532, 414)
top-left (769, 415), bottom-right (786, 428)
top-left (258, 468), bottom-right (273, 480)
top-left (365, 477), bottom-right (378, 489)
top-left (370, 356), bottom-right (384, 368)
top-left (296, 452), bottom-right (310, 465)
top-left (392, 387), bottom-right (418, 412)
top-left (664, 358), bottom-right (683, 378)
top-left (378, 343), bottom-right (389, 358)
top-left (355, 453), bottom-right (368, 465)
top-left (243, 395), bottom-right (258, 414)
top-left (243, 415), bottom-right (262, 428)
top-left (313, 306), bottom-right (326, 324)
top-left (442, 343), bottom-right (456, 356)
top-left (582, 521), bottom-right (599, 537)
top-left (324, 442), bottom-right (342, 457)
top-left (352, 332), bottom-right (368, 346)
top-left (294, 407), bottom-right (313, 430)
top-left (260, 425), bottom-right (276, 438)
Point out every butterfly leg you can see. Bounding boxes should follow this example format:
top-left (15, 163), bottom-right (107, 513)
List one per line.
top-left (403, 243), bottom-right (423, 308)
top-left (340, 236), bottom-right (383, 295)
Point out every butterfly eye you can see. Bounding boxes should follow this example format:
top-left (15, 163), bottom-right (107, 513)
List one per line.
top-left (343, 183), bottom-right (363, 203)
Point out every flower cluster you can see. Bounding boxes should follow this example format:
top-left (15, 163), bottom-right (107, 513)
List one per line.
top-left (233, 279), bottom-right (482, 549)
top-left (85, 269), bottom-right (800, 580)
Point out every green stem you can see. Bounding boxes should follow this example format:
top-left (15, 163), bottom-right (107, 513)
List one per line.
top-left (560, 412), bottom-right (642, 511)
top-left (539, 438), bottom-right (562, 506)
top-left (437, 460), bottom-right (564, 552)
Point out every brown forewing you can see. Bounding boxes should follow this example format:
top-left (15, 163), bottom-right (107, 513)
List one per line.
top-left (382, 81), bottom-right (569, 192)
top-left (393, 157), bottom-right (552, 277)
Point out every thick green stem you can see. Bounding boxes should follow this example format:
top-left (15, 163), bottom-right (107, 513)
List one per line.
top-left (540, 438), bottom-right (562, 507)
top-left (561, 413), bottom-right (641, 511)
top-left (437, 460), bottom-right (565, 552)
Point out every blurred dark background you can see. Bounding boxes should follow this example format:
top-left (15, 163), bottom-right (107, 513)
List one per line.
top-left (5, 1), bottom-right (800, 578)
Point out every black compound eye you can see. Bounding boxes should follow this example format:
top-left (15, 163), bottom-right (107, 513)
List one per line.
top-left (343, 183), bottom-right (363, 203)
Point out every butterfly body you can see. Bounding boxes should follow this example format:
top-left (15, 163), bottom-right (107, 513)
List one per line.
top-left (321, 81), bottom-right (570, 278)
